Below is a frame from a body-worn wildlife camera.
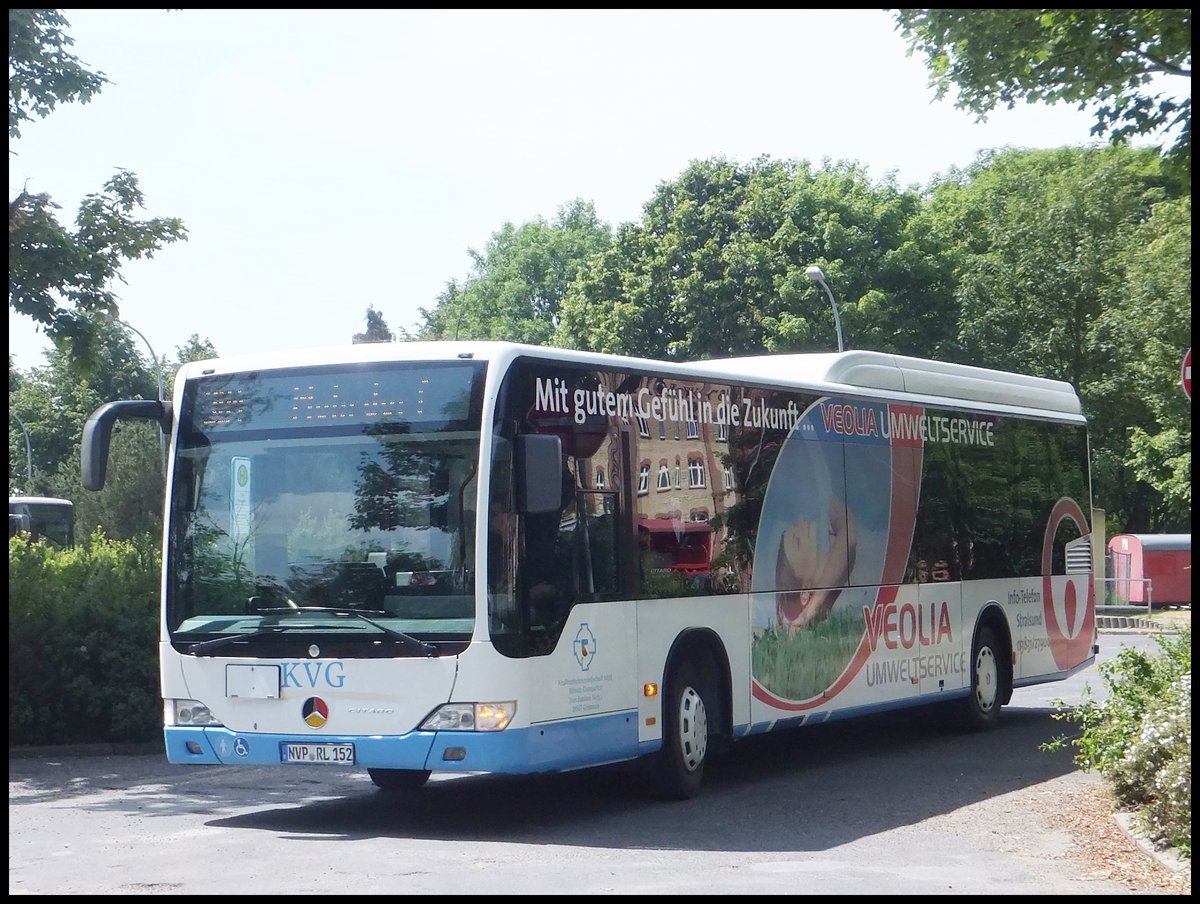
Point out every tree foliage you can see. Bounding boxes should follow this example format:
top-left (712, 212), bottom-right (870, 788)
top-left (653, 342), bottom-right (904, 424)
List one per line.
top-left (173, 333), bottom-right (218, 372)
top-left (892, 9), bottom-right (1192, 174)
top-left (556, 157), bottom-right (949, 361)
top-left (9, 321), bottom-right (175, 538)
top-left (1093, 196), bottom-right (1191, 527)
top-left (921, 146), bottom-right (1167, 383)
top-left (8, 9), bottom-right (188, 369)
top-left (8, 9), bottom-right (107, 140)
top-left (9, 322), bottom-right (156, 490)
top-left (916, 145), bottom-right (1185, 532)
top-left (46, 420), bottom-right (165, 541)
top-left (352, 306), bottom-right (395, 344)
top-left (416, 199), bottom-right (612, 344)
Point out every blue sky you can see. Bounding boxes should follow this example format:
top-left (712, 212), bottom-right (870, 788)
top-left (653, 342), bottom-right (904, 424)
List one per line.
top-left (7, 9), bottom-right (1152, 371)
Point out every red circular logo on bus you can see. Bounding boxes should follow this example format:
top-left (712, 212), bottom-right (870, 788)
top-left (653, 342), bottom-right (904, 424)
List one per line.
top-left (1041, 498), bottom-right (1095, 670)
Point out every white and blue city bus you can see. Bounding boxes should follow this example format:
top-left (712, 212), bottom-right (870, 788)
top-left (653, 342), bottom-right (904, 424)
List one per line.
top-left (82, 342), bottom-right (1097, 798)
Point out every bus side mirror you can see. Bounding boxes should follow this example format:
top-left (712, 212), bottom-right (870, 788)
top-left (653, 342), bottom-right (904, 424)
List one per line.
top-left (82, 399), bottom-right (172, 490)
top-left (515, 434), bottom-right (563, 515)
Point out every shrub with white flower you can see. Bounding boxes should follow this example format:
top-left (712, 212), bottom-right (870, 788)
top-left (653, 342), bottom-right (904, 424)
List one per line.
top-left (1045, 628), bottom-right (1190, 861)
top-left (1113, 671), bottom-right (1190, 857)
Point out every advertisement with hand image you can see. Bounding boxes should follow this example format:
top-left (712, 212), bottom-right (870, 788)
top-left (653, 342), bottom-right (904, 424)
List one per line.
top-left (751, 397), bottom-right (921, 706)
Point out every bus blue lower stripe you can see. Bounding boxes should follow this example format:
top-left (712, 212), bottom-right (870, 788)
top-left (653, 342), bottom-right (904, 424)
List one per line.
top-left (165, 709), bottom-right (642, 774)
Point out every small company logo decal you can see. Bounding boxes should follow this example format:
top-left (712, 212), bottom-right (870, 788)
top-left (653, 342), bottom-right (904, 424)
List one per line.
top-left (573, 623), bottom-right (597, 671)
top-left (302, 696), bottom-right (329, 729)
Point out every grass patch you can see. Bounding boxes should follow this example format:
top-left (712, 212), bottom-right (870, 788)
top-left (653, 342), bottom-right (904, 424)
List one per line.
top-left (752, 608), bottom-right (865, 701)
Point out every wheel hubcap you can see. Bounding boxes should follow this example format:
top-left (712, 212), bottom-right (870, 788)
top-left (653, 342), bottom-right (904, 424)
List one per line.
top-left (678, 685), bottom-right (708, 772)
top-left (974, 646), bottom-right (997, 712)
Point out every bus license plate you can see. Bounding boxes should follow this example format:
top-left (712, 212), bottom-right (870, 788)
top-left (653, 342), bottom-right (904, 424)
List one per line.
top-left (281, 743), bottom-right (355, 765)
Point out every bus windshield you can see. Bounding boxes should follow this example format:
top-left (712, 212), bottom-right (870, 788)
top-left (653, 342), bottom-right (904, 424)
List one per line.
top-left (166, 361), bottom-right (485, 654)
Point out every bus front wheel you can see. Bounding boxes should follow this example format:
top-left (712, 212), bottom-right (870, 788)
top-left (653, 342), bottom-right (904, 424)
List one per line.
top-left (368, 768), bottom-right (431, 791)
top-left (654, 658), bottom-right (711, 800)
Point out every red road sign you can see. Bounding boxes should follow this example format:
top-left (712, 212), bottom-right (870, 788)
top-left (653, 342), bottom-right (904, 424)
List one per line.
top-left (1184, 348), bottom-right (1192, 400)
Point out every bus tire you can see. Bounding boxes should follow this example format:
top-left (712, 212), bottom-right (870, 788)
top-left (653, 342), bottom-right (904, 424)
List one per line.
top-left (962, 624), bottom-right (1007, 731)
top-left (368, 768), bottom-right (431, 791)
top-left (654, 658), bottom-right (712, 800)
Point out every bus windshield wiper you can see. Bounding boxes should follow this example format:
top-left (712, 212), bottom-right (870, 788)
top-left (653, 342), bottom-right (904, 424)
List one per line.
top-left (247, 606), bottom-right (440, 656)
top-left (188, 623), bottom-right (312, 655)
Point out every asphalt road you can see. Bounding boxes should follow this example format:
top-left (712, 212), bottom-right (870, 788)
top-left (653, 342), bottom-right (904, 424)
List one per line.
top-left (8, 631), bottom-right (1168, 895)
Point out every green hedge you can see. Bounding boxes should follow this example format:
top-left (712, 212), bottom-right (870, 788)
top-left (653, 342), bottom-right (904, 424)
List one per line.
top-left (8, 530), bottom-right (161, 747)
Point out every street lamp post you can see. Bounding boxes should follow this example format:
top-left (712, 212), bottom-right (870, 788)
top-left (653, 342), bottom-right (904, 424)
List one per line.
top-left (112, 318), bottom-right (166, 472)
top-left (10, 412), bottom-right (33, 488)
top-left (805, 265), bottom-right (845, 353)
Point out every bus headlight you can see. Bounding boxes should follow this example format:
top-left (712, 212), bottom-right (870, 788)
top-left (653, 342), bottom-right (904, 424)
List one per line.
top-left (420, 702), bottom-right (516, 732)
top-left (167, 699), bottom-right (224, 727)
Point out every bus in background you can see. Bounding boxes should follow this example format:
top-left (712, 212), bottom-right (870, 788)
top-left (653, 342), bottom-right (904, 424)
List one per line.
top-left (81, 342), bottom-right (1098, 799)
top-left (9, 495), bottom-right (76, 548)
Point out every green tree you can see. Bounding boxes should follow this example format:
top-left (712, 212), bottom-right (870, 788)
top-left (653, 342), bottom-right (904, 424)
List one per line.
top-left (45, 420), bottom-right (164, 541)
top-left (9, 321), bottom-right (157, 493)
top-left (353, 306), bottom-right (395, 344)
top-left (892, 9), bottom-right (1192, 176)
top-left (10, 320), bottom-right (167, 538)
top-left (175, 334), bottom-right (218, 364)
top-left (916, 145), bottom-right (1182, 533)
top-left (557, 157), bottom-right (944, 361)
top-left (415, 199), bottom-right (612, 344)
top-left (8, 8), bottom-right (106, 139)
top-left (923, 146), bottom-right (1168, 383)
top-left (8, 9), bottom-right (187, 368)
top-left (1092, 197), bottom-right (1191, 530)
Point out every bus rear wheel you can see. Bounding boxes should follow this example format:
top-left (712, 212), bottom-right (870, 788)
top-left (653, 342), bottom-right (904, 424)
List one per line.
top-left (962, 625), bottom-right (1008, 731)
top-left (368, 768), bottom-right (431, 791)
top-left (654, 658), bottom-right (711, 800)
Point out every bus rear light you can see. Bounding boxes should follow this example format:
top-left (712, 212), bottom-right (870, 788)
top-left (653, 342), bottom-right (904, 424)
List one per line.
top-left (167, 699), bottom-right (223, 727)
top-left (420, 702), bottom-right (516, 732)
